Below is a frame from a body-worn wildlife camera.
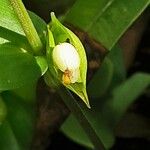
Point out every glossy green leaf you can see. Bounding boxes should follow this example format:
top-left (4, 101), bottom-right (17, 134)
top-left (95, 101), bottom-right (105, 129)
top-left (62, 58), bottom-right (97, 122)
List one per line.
top-left (65, 0), bottom-right (150, 50)
top-left (0, 0), bottom-right (47, 42)
top-left (0, 10), bottom-right (46, 50)
top-left (0, 0), bottom-right (24, 36)
top-left (0, 44), bottom-right (41, 91)
top-left (0, 4), bottom-right (47, 90)
top-left (62, 73), bottom-right (150, 149)
top-left (35, 56), bottom-right (48, 76)
top-left (47, 13), bottom-right (90, 107)
top-left (0, 0), bottom-right (47, 52)
top-left (29, 11), bottom-right (47, 47)
top-left (88, 57), bottom-right (113, 98)
top-left (0, 26), bottom-right (31, 50)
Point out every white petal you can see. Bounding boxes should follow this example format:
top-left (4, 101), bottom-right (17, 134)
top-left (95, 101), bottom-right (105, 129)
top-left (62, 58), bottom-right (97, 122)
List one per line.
top-left (70, 68), bottom-right (80, 83)
top-left (52, 42), bottom-right (80, 72)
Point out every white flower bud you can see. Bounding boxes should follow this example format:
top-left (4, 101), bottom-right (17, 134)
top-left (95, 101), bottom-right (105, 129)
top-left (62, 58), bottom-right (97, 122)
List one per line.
top-left (52, 42), bottom-right (80, 84)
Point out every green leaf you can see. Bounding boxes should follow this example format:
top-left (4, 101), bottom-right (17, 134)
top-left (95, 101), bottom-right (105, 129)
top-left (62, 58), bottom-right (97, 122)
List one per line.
top-left (61, 46), bottom-right (125, 148)
top-left (88, 57), bottom-right (113, 98)
top-left (62, 114), bottom-right (94, 148)
top-left (87, 45), bottom-right (125, 98)
top-left (0, 96), bottom-right (7, 124)
top-left (0, 0), bottom-right (47, 41)
top-left (0, 87), bottom-right (36, 150)
top-left (0, 121), bottom-right (21, 150)
top-left (0, 0), bottom-right (24, 36)
top-left (107, 45), bottom-right (126, 88)
top-left (0, 12), bottom-right (46, 50)
top-left (11, 82), bottom-right (37, 104)
top-left (105, 73), bottom-right (150, 122)
top-left (0, 9), bottom-right (48, 90)
top-left (35, 56), bottom-right (48, 76)
top-left (59, 87), bottom-right (106, 150)
top-left (0, 0), bottom-right (47, 48)
top-left (62, 73), bottom-right (150, 149)
top-left (0, 43), bottom-right (41, 91)
top-left (29, 11), bottom-right (47, 47)
top-left (47, 12), bottom-right (90, 107)
top-left (61, 98), bottom-right (115, 149)
top-left (64, 0), bottom-right (150, 49)
top-left (9, 0), bottom-right (43, 55)
top-left (0, 26), bottom-right (31, 50)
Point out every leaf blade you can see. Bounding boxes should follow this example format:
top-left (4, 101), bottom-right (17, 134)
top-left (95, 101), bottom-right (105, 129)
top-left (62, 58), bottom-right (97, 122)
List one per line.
top-left (0, 44), bottom-right (41, 91)
top-left (65, 0), bottom-right (150, 49)
top-left (62, 73), bottom-right (150, 149)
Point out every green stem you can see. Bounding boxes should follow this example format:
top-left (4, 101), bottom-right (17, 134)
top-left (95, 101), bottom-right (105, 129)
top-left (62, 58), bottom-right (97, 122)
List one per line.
top-left (58, 86), bottom-right (106, 150)
top-left (10, 0), bottom-right (43, 55)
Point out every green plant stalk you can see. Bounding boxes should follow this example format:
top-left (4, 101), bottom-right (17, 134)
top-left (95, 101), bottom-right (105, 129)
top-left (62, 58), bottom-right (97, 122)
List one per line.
top-left (58, 86), bottom-right (106, 150)
top-left (10, 0), bottom-right (43, 55)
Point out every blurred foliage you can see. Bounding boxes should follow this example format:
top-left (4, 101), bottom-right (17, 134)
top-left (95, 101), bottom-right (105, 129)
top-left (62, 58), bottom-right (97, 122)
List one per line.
top-left (0, 0), bottom-right (150, 150)
top-left (0, 1), bottom-right (47, 149)
top-left (62, 46), bottom-right (150, 149)
top-left (64, 0), bottom-right (150, 50)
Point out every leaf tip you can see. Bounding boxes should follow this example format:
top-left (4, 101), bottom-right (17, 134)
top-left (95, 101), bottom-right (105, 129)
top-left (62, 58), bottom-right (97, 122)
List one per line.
top-left (50, 12), bottom-right (56, 21)
top-left (82, 90), bottom-right (91, 109)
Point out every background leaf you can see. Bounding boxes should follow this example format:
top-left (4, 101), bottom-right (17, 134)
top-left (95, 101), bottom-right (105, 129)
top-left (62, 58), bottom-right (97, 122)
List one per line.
top-left (88, 45), bottom-right (125, 99)
top-left (0, 82), bottom-right (37, 150)
top-left (64, 0), bottom-right (150, 49)
top-left (105, 73), bottom-right (150, 122)
top-left (62, 38), bottom-right (150, 150)
top-left (0, 96), bottom-right (7, 124)
top-left (107, 45), bottom-right (126, 88)
top-left (61, 45), bottom-right (125, 149)
top-left (62, 73), bottom-right (150, 149)
top-left (88, 57), bottom-right (113, 98)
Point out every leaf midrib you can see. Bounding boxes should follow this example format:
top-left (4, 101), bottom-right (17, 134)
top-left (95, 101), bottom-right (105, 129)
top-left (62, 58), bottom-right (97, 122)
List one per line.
top-left (85, 0), bottom-right (115, 31)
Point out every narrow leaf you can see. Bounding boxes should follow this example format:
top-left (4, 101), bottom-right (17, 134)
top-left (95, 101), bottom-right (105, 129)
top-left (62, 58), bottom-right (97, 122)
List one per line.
top-left (106, 73), bottom-right (150, 122)
top-left (62, 73), bottom-right (150, 149)
top-left (65, 0), bottom-right (150, 49)
top-left (59, 87), bottom-right (106, 150)
top-left (88, 57), bottom-right (113, 98)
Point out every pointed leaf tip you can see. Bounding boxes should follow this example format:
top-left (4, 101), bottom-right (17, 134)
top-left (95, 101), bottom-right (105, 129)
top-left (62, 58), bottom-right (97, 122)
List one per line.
top-left (83, 93), bottom-right (91, 109)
